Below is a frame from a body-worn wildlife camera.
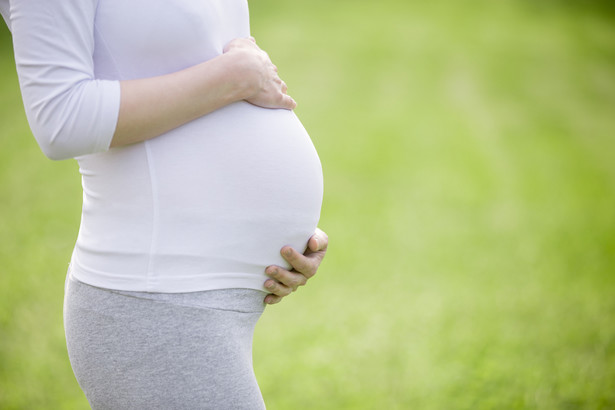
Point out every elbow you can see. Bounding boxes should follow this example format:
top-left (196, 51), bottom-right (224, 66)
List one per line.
top-left (33, 125), bottom-right (112, 161)
top-left (31, 123), bottom-right (91, 161)
top-left (37, 138), bottom-right (74, 161)
top-left (23, 79), bottom-right (120, 161)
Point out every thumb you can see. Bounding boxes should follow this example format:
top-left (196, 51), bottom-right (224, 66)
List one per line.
top-left (308, 235), bottom-right (320, 252)
top-left (309, 228), bottom-right (328, 252)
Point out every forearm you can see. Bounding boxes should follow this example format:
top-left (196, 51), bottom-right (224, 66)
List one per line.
top-left (9, 0), bottom-right (290, 159)
top-left (111, 52), bottom-right (249, 147)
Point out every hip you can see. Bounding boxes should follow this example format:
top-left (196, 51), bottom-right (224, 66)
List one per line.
top-left (63, 273), bottom-right (266, 408)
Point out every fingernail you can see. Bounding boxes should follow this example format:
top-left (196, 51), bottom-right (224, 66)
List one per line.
top-left (284, 248), bottom-right (293, 257)
top-left (265, 281), bottom-right (275, 290)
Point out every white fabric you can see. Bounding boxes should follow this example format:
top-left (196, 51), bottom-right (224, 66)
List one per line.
top-left (0, 1), bottom-right (8, 28)
top-left (1, 0), bottom-right (323, 292)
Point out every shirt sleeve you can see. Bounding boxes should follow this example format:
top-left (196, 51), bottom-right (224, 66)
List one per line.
top-left (0, 1), bottom-right (9, 28)
top-left (8, 0), bottom-right (120, 160)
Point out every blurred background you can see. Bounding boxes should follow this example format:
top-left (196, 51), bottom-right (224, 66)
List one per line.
top-left (1, 0), bottom-right (614, 408)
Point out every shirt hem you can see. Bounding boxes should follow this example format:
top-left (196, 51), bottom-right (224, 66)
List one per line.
top-left (68, 263), bottom-right (269, 294)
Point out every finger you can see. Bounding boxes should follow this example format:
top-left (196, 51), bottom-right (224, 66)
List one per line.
top-left (264, 294), bottom-right (283, 305)
top-left (264, 278), bottom-right (293, 297)
top-left (271, 93), bottom-right (296, 110)
top-left (280, 246), bottom-right (317, 278)
top-left (223, 39), bottom-right (237, 53)
top-left (266, 265), bottom-right (308, 290)
top-left (308, 228), bottom-right (329, 252)
top-left (282, 94), bottom-right (297, 110)
top-left (224, 37), bottom-right (252, 52)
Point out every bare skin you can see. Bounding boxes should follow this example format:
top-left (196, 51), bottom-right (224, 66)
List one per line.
top-left (264, 228), bottom-right (329, 305)
top-left (110, 37), bottom-right (295, 147)
top-left (107, 37), bottom-right (326, 303)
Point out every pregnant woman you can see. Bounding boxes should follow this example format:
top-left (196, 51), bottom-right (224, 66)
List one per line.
top-left (1, 0), bottom-right (328, 408)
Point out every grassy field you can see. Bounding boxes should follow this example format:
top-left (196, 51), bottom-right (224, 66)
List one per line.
top-left (1, 0), bottom-right (614, 408)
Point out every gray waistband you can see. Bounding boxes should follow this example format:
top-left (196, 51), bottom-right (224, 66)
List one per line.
top-left (67, 273), bottom-right (267, 313)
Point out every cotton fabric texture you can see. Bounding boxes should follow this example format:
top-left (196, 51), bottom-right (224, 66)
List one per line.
top-left (64, 273), bottom-right (267, 409)
top-left (0, 0), bottom-right (323, 293)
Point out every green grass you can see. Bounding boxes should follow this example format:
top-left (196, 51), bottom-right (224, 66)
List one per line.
top-left (1, 0), bottom-right (614, 408)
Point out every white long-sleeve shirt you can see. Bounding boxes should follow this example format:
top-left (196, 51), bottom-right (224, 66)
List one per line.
top-left (1, 0), bottom-right (323, 292)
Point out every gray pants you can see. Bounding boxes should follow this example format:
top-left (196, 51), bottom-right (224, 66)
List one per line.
top-left (63, 274), bottom-right (267, 409)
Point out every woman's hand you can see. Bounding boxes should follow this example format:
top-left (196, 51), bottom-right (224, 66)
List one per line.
top-left (109, 36), bottom-right (296, 149)
top-left (263, 228), bottom-right (329, 305)
top-left (223, 37), bottom-right (296, 110)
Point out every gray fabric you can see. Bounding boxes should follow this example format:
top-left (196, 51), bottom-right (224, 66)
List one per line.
top-left (63, 274), bottom-right (267, 410)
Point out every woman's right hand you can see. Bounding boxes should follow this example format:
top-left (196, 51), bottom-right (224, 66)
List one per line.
top-left (263, 228), bottom-right (329, 305)
top-left (223, 37), bottom-right (297, 110)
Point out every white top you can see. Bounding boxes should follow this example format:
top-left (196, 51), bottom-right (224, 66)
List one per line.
top-left (1, 0), bottom-right (323, 292)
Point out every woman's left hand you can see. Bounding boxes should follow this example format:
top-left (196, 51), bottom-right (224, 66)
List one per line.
top-left (263, 228), bottom-right (328, 305)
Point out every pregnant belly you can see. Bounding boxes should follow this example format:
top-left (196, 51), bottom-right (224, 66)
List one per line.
top-left (146, 102), bottom-right (324, 273)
